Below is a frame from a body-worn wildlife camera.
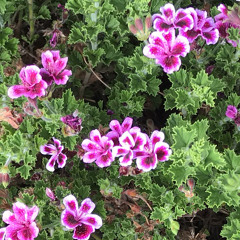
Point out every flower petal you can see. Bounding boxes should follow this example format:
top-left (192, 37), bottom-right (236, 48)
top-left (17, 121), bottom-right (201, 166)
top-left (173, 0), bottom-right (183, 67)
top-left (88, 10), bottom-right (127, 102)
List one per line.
top-left (40, 68), bottom-right (53, 85)
top-left (41, 50), bottom-right (54, 73)
top-left (27, 206), bottom-right (39, 222)
top-left (154, 142), bottom-right (172, 162)
top-left (119, 150), bottom-right (133, 166)
top-left (153, 18), bottom-right (173, 32)
top-left (171, 35), bottom-right (190, 57)
top-left (17, 222), bottom-right (39, 240)
top-left (202, 29), bottom-right (219, 45)
top-left (82, 152), bottom-right (99, 163)
top-left (119, 131), bottom-right (135, 148)
top-left (57, 153), bottom-right (67, 168)
top-left (160, 3), bottom-right (175, 22)
top-left (79, 198), bottom-right (95, 214)
top-left (40, 144), bottom-right (56, 155)
top-left (136, 156), bottom-right (157, 172)
top-left (46, 155), bottom-right (57, 172)
top-left (109, 120), bottom-right (122, 135)
top-left (174, 9), bottom-right (194, 31)
top-left (143, 44), bottom-right (165, 59)
top-left (156, 55), bottom-right (181, 74)
top-left (112, 146), bottom-right (129, 158)
top-left (73, 224), bottom-right (94, 240)
top-left (2, 210), bottom-right (17, 224)
top-left (121, 117), bottom-right (133, 132)
top-left (54, 69), bottom-right (72, 85)
top-left (5, 224), bottom-right (22, 240)
top-left (24, 65), bottom-right (42, 86)
top-left (8, 85), bottom-right (27, 99)
top-left (150, 130), bottom-right (165, 146)
top-left (82, 139), bottom-right (101, 152)
top-left (81, 214), bottom-right (103, 229)
top-left (63, 194), bottom-right (78, 212)
top-left (61, 210), bottom-right (79, 229)
top-left (95, 151), bottom-right (114, 168)
top-left (12, 202), bottom-right (28, 222)
top-left (54, 57), bottom-right (68, 75)
top-left (0, 228), bottom-right (6, 240)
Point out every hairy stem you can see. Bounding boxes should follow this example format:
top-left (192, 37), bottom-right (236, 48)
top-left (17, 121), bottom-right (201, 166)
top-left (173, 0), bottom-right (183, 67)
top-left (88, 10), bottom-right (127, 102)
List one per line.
top-left (27, 0), bottom-right (34, 42)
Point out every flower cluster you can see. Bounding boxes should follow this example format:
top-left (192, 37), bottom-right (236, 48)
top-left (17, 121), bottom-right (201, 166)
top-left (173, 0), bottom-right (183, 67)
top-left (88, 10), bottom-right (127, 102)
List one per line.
top-left (8, 50), bottom-right (72, 100)
top-left (61, 195), bottom-right (102, 240)
top-left (81, 117), bottom-right (172, 172)
top-left (226, 105), bottom-right (240, 126)
top-left (0, 202), bottom-right (39, 240)
top-left (143, 3), bottom-right (220, 74)
top-left (40, 137), bottom-right (67, 172)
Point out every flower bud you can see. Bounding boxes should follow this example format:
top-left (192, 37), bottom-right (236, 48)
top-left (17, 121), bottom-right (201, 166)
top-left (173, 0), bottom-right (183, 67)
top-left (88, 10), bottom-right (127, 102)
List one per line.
top-left (0, 166), bottom-right (10, 188)
top-left (135, 18), bottom-right (144, 32)
top-left (128, 24), bottom-right (138, 35)
top-left (46, 188), bottom-right (56, 201)
top-left (145, 15), bottom-right (152, 30)
top-left (187, 178), bottom-right (195, 192)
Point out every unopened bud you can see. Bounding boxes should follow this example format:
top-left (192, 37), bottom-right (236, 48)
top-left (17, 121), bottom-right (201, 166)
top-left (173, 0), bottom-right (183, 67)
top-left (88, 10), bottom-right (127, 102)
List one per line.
top-left (187, 178), bottom-right (195, 191)
top-left (46, 188), bottom-right (56, 201)
top-left (135, 18), bottom-right (144, 32)
top-left (0, 166), bottom-right (10, 188)
top-left (128, 24), bottom-right (138, 35)
top-left (145, 15), bottom-right (152, 30)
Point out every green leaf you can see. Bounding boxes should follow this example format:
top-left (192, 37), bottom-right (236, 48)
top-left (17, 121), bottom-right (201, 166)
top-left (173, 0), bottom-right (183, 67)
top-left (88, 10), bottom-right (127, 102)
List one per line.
top-left (169, 164), bottom-right (193, 186)
top-left (0, 0), bottom-right (6, 14)
top-left (224, 149), bottom-right (240, 171)
top-left (204, 144), bottom-right (225, 169)
top-left (37, 5), bottom-right (51, 20)
top-left (129, 74), bottom-right (147, 93)
top-left (172, 126), bottom-right (196, 150)
top-left (63, 89), bottom-right (78, 114)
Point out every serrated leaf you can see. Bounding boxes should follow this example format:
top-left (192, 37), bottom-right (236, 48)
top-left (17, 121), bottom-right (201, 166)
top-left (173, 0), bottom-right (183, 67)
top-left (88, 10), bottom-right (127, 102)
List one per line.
top-left (63, 89), bottom-right (78, 114)
top-left (129, 74), bottom-right (147, 93)
top-left (169, 164), bottom-right (193, 186)
top-left (172, 126), bottom-right (196, 150)
top-left (37, 5), bottom-right (51, 19)
top-left (224, 149), bottom-right (240, 171)
top-left (204, 144), bottom-right (225, 169)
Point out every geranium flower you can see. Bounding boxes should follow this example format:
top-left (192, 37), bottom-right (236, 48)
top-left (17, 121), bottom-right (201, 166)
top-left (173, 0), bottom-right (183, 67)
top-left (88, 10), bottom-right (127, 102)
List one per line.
top-left (226, 105), bottom-right (238, 119)
top-left (61, 111), bottom-right (82, 136)
top-left (106, 117), bottom-right (133, 145)
top-left (152, 3), bottom-right (194, 33)
top-left (143, 29), bottom-right (190, 74)
top-left (0, 228), bottom-right (6, 239)
top-left (134, 131), bottom-right (172, 172)
top-left (40, 137), bottom-right (67, 172)
top-left (112, 128), bottom-right (147, 166)
top-left (40, 50), bottom-right (72, 85)
top-left (179, 8), bottom-right (219, 45)
top-left (61, 195), bottom-right (102, 240)
top-left (215, 4), bottom-right (240, 47)
top-left (1, 202), bottom-right (39, 240)
top-left (82, 129), bottom-right (114, 168)
top-left (8, 65), bottom-right (47, 99)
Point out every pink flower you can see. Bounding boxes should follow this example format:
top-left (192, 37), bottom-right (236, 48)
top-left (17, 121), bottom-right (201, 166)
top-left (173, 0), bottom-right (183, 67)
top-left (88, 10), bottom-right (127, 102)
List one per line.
top-left (226, 105), bottom-right (238, 119)
top-left (143, 29), bottom-right (190, 74)
top-left (179, 8), bottom-right (219, 45)
top-left (112, 128), bottom-right (147, 166)
top-left (134, 131), bottom-right (172, 172)
top-left (1, 202), bottom-right (39, 240)
top-left (46, 187), bottom-right (56, 201)
top-left (81, 130), bottom-right (114, 168)
top-left (40, 137), bottom-right (67, 172)
top-left (106, 117), bottom-right (133, 145)
top-left (8, 65), bottom-right (48, 99)
top-left (215, 4), bottom-right (239, 47)
top-left (61, 195), bottom-right (102, 240)
top-left (40, 50), bottom-right (72, 85)
top-left (61, 112), bottom-right (82, 134)
top-left (152, 3), bottom-right (194, 33)
top-left (0, 228), bottom-right (6, 240)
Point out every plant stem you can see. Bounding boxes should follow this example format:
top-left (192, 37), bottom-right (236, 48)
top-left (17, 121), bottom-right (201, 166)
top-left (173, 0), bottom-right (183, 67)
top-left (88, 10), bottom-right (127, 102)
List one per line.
top-left (27, 0), bottom-right (34, 42)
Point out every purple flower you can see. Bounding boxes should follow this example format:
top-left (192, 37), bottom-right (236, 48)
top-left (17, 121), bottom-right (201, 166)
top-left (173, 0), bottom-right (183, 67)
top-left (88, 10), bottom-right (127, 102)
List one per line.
top-left (179, 8), bottom-right (219, 45)
top-left (134, 131), bottom-right (172, 172)
top-left (8, 65), bottom-right (48, 99)
top-left (112, 128), bottom-right (147, 166)
top-left (40, 50), bottom-right (72, 85)
top-left (40, 137), bottom-right (67, 172)
top-left (61, 112), bottom-right (82, 134)
top-left (143, 29), bottom-right (190, 74)
top-left (106, 117), bottom-right (133, 145)
top-left (50, 31), bottom-right (58, 48)
top-left (61, 195), bottom-right (102, 240)
top-left (82, 129), bottom-right (114, 168)
top-left (226, 105), bottom-right (238, 119)
top-left (152, 3), bottom-right (194, 33)
top-left (1, 202), bottom-right (39, 240)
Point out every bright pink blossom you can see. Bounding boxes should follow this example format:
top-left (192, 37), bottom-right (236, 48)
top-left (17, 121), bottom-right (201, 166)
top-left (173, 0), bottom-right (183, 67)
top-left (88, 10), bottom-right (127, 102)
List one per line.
top-left (40, 50), bottom-right (72, 85)
top-left (134, 131), bottom-right (172, 172)
top-left (179, 8), bottom-right (219, 45)
top-left (40, 137), bottom-right (67, 172)
top-left (143, 29), bottom-right (190, 74)
top-left (106, 117), bottom-right (133, 146)
top-left (152, 3), bottom-right (194, 33)
top-left (82, 129), bottom-right (114, 168)
top-left (61, 195), bottom-right (102, 240)
top-left (226, 105), bottom-right (238, 119)
top-left (8, 65), bottom-right (47, 99)
top-left (1, 202), bottom-right (39, 240)
top-left (0, 228), bottom-right (6, 240)
top-left (112, 127), bottom-right (147, 166)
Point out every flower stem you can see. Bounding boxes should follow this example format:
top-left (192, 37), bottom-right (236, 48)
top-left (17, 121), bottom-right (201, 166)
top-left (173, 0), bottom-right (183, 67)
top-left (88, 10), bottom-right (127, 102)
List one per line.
top-left (27, 0), bottom-right (34, 42)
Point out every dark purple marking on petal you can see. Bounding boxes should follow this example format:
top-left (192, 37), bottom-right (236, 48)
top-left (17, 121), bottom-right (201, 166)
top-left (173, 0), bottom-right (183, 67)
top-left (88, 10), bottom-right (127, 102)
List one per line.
top-left (73, 224), bottom-right (93, 240)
